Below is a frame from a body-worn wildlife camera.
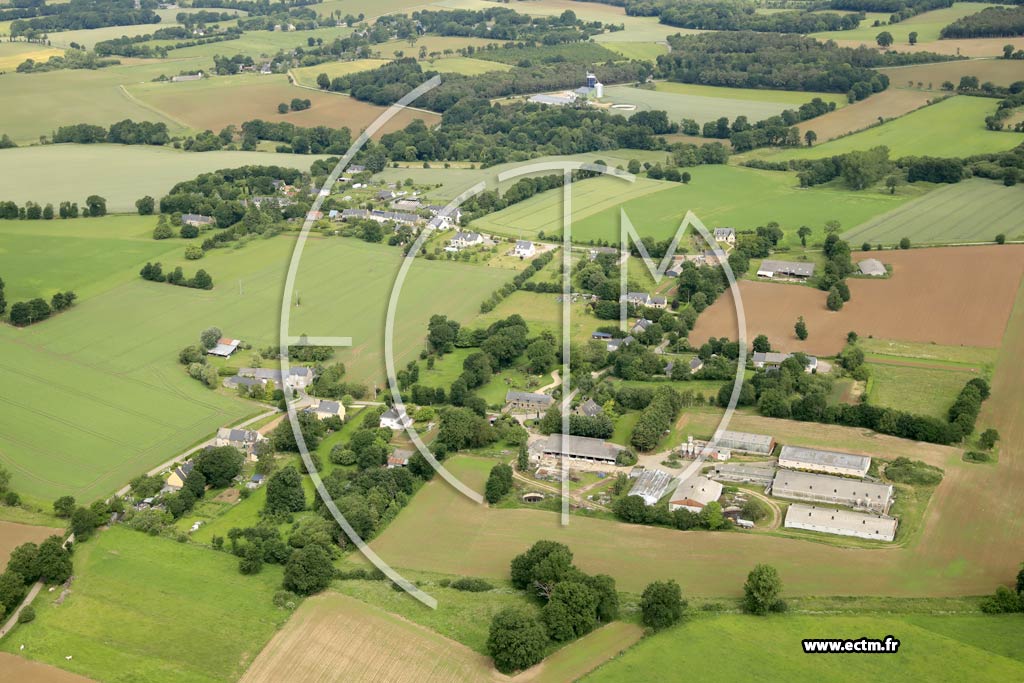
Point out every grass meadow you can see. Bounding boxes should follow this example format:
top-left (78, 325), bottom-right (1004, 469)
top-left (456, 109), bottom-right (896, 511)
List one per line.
top-left (420, 56), bottom-right (514, 75)
top-left (0, 41), bottom-right (63, 70)
top-left (473, 165), bottom-right (912, 247)
top-left (0, 528), bottom-right (290, 683)
top-left (812, 2), bottom-right (1002, 44)
top-left (841, 179), bottom-right (1024, 246)
top-left (0, 224), bottom-right (513, 502)
top-left (289, 58), bottom-right (392, 87)
top-left (764, 96), bottom-right (1024, 161)
top-left (0, 145), bottom-right (326, 214)
top-left (867, 362), bottom-right (982, 419)
top-left (879, 58), bottom-right (1024, 90)
top-left (602, 82), bottom-right (845, 125)
top-left (584, 614), bottom-right (1024, 682)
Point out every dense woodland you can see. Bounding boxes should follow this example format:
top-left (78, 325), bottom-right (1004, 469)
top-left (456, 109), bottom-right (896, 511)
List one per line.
top-left (940, 6), bottom-right (1024, 38)
top-left (8, 0), bottom-right (160, 37)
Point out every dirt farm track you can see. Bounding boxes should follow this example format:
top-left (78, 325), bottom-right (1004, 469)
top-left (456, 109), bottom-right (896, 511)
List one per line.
top-left (691, 245), bottom-right (1024, 356)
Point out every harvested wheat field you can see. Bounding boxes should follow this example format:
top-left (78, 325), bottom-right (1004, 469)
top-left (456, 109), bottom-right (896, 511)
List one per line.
top-left (691, 245), bottom-right (1024, 356)
top-left (879, 59), bottom-right (1024, 90)
top-left (0, 520), bottom-right (62, 569)
top-left (797, 89), bottom-right (934, 142)
top-left (240, 592), bottom-right (498, 683)
top-left (0, 654), bottom-right (94, 683)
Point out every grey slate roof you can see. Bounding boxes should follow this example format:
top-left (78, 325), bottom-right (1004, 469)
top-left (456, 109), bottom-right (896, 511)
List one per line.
top-left (857, 258), bottom-right (886, 276)
top-left (506, 390), bottom-right (552, 406)
top-left (758, 259), bottom-right (815, 277)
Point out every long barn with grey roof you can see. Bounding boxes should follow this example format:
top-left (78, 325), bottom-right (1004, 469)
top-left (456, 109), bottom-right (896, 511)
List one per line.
top-left (772, 470), bottom-right (893, 513)
top-left (542, 435), bottom-right (623, 463)
top-left (785, 503), bottom-right (898, 542)
top-left (757, 259), bottom-right (815, 279)
top-left (778, 445), bottom-right (870, 478)
top-left (714, 430), bottom-right (775, 455)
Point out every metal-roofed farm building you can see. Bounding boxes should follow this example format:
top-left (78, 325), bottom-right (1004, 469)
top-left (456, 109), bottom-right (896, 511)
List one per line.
top-left (715, 430), bottom-right (775, 455)
top-left (628, 470), bottom-right (674, 505)
top-left (542, 434), bottom-right (623, 463)
top-left (778, 445), bottom-right (870, 478)
top-left (669, 475), bottom-right (723, 513)
top-left (771, 470), bottom-right (893, 513)
top-left (756, 260), bottom-right (815, 279)
top-left (785, 503), bottom-right (898, 542)
top-left (857, 258), bottom-right (887, 277)
top-left (710, 462), bottom-right (776, 486)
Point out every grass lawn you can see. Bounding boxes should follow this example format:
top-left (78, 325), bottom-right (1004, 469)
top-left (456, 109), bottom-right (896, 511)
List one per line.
top-left (812, 3), bottom-right (1002, 44)
top-left (841, 179), bottom-right (1024, 246)
top-left (602, 82), bottom-right (845, 125)
top-left (0, 145), bottom-right (325, 214)
top-left (763, 96), bottom-right (1024, 161)
top-left (477, 164), bottom-right (911, 248)
top-left (1, 528), bottom-right (291, 683)
top-left (289, 58), bottom-right (392, 87)
top-left (584, 613), bottom-right (1024, 681)
top-left (609, 411), bottom-right (639, 446)
top-left (420, 56), bottom-right (514, 75)
top-left (867, 362), bottom-right (980, 419)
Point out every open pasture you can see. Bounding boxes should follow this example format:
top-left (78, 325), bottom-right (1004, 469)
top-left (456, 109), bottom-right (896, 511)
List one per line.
top-left (584, 614), bottom-right (1024, 682)
top-left (163, 26), bottom-right (355, 60)
top-left (879, 58), bottom-right (1024, 90)
top-left (0, 528), bottom-right (289, 683)
top-left (812, 3), bottom-right (1002, 44)
top-left (126, 74), bottom-right (440, 136)
top-left (420, 56), bottom-right (514, 75)
top-left (602, 82), bottom-right (845, 126)
top-left (290, 58), bottom-right (391, 87)
top-left (0, 41), bottom-right (63, 70)
top-left (483, 165), bottom-right (910, 247)
top-left (766, 96), bottom-right (1024, 161)
top-left (841, 179), bottom-right (1024, 246)
top-left (0, 145), bottom-right (325, 214)
top-left (240, 591), bottom-right (497, 683)
top-left (689, 245), bottom-right (1024, 356)
top-left (867, 362), bottom-right (982, 419)
top-left (796, 87), bottom-right (934, 142)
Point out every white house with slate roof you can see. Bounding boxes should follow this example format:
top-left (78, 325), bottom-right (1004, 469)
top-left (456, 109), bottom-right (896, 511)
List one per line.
top-left (182, 213), bottom-right (215, 227)
top-left (380, 406), bottom-right (413, 430)
top-left (311, 400), bottom-right (345, 420)
top-left (448, 231), bottom-right (484, 251)
top-left (752, 351), bottom-right (818, 373)
top-left (513, 240), bottom-right (536, 258)
top-left (713, 228), bottom-right (736, 245)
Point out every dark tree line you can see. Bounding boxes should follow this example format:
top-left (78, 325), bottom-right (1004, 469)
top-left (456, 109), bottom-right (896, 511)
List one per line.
top-left (139, 262), bottom-right (214, 290)
top-left (655, 0), bottom-right (862, 33)
top-left (10, 0), bottom-right (160, 37)
top-left (52, 119), bottom-right (170, 146)
top-left (941, 6), bottom-right (1024, 38)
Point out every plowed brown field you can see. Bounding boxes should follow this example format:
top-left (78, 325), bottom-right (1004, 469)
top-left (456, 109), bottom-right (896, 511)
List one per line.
top-left (0, 654), bottom-right (94, 683)
top-left (0, 521), bottom-right (62, 570)
top-left (690, 245), bottom-right (1024, 355)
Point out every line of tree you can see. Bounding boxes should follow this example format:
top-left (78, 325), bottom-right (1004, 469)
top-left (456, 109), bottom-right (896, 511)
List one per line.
top-left (654, 0), bottom-right (863, 34)
top-left (0, 535), bottom-right (74, 620)
top-left (139, 262), bottom-right (214, 290)
top-left (0, 196), bottom-right (104, 219)
top-left (657, 31), bottom-right (956, 101)
top-left (52, 120), bottom-right (170, 146)
top-left (94, 26), bottom-right (242, 58)
top-left (8, 291), bottom-right (76, 327)
top-left (10, 0), bottom-right (160, 37)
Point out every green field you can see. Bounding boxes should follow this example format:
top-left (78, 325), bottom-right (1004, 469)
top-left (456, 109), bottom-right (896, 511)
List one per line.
top-left (0, 145), bottom-right (326, 214)
top-left (763, 96), bottom-right (1024, 161)
top-left (599, 41), bottom-right (667, 61)
top-left (602, 82), bottom-right (845, 125)
top-left (584, 614), bottom-right (1024, 681)
top-left (421, 56), bottom-right (514, 75)
top-left (0, 227), bottom-right (513, 502)
top-left (289, 58), bottom-right (392, 87)
top-left (0, 41), bottom-right (63, 70)
top-left (0, 528), bottom-right (290, 683)
top-left (841, 179), bottom-right (1024, 246)
top-left (474, 165), bottom-right (912, 247)
top-left (867, 362), bottom-right (981, 419)
top-left (811, 3), bottom-right (1001, 44)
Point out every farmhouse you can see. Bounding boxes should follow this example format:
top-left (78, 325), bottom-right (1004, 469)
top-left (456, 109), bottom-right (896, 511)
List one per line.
top-left (514, 240), bottom-right (536, 258)
top-left (448, 231), bottom-right (484, 251)
top-left (182, 213), bottom-right (215, 228)
top-left (166, 462), bottom-right (194, 490)
top-left (506, 390), bottom-right (553, 412)
top-left (215, 427), bottom-right (265, 458)
top-left (752, 351), bottom-right (818, 373)
top-left (620, 292), bottom-right (667, 309)
top-left (575, 398), bottom-right (603, 417)
top-left (542, 434), bottom-right (624, 463)
top-left (756, 260), bottom-right (815, 279)
top-left (715, 430), bottom-right (775, 455)
top-left (426, 205), bottom-right (462, 228)
top-left (631, 318), bottom-right (653, 334)
top-left (207, 337), bottom-right (241, 358)
top-left (689, 357), bottom-right (704, 374)
top-left (340, 209), bottom-right (370, 221)
top-left (713, 228), bottom-right (736, 245)
top-left (380, 407), bottom-right (413, 430)
top-left (388, 449), bottom-right (412, 468)
top-left (669, 475), bottom-right (723, 513)
top-left (311, 400), bottom-right (345, 420)
top-left (710, 461), bottom-right (776, 486)
top-left (784, 503), bottom-right (898, 542)
top-left (606, 335), bottom-right (635, 352)
top-left (236, 366), bottom-right (315, 389)
top-left (628, 470), bottom-right (674, 505)
top-left (224, 375), bottom-right (263, 391)
top-left (771, 470), bottom-right (893, 513)
top-left (778, 445), bottom-right (871, 478)
top-left (371, 210), bottom-right (420, 227)
top-left (857, 258), bottom-right (887, 277)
